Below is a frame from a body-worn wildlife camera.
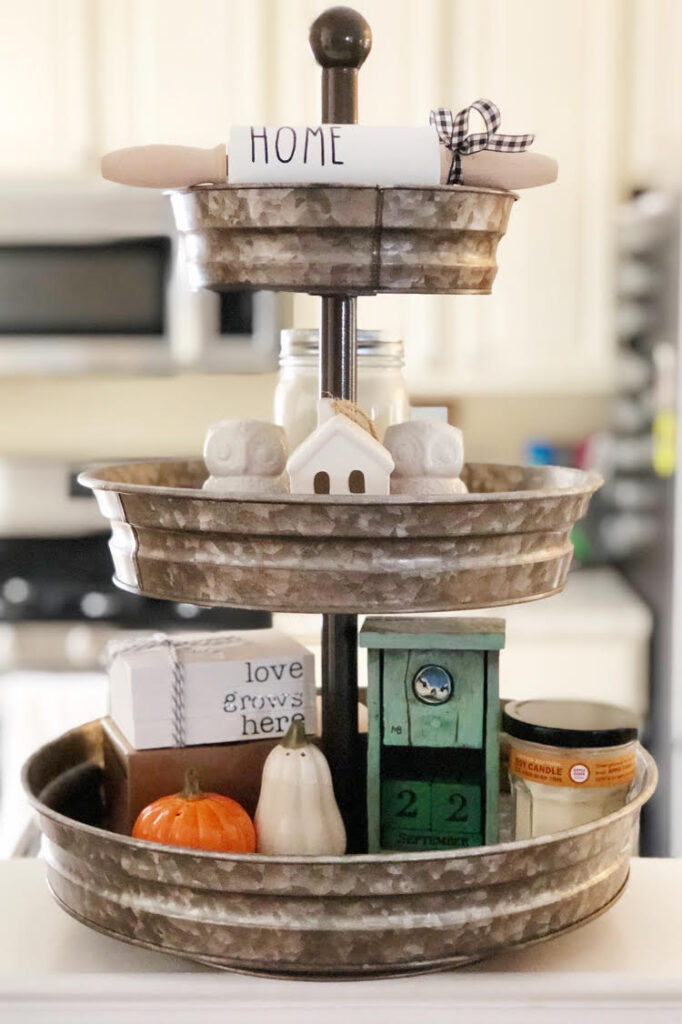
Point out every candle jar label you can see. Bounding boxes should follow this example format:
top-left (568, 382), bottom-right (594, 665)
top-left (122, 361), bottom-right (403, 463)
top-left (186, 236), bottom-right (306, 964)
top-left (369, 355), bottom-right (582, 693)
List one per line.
top-left (509, 747), bottom-right (636, 788)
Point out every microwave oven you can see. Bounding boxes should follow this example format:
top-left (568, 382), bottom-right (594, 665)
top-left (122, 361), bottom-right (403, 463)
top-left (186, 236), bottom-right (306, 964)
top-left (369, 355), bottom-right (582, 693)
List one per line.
top-left (0, 182), bottom-right (289, 375)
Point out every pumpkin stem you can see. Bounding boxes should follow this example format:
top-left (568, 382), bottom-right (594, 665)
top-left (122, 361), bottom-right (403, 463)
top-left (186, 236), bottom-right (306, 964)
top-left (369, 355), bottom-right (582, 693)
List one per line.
top-left (181, 768), bottom-right (203, 800)
top-left (280, 719), bottom-right (308, 749)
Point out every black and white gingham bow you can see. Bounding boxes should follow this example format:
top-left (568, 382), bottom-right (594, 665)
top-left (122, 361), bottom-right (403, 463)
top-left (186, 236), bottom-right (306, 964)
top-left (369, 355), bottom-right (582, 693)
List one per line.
top-left (430, 100), bottom-right (534, 185)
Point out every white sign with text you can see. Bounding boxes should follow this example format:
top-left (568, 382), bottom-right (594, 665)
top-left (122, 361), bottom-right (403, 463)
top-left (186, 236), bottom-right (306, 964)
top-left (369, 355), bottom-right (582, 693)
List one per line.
top-left (109, 629), bottom-right (316, 749)
top-left (228, 124), bottom-right (440, 186)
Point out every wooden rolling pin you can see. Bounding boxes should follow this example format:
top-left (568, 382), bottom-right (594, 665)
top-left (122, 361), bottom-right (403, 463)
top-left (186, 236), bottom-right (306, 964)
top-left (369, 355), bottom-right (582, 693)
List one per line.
top-left (102, 143), bottom-right (228, 189)
top-left (439, 146), bottom-right (557, 190)
top-left (102, 135), bottom-right (557, 191)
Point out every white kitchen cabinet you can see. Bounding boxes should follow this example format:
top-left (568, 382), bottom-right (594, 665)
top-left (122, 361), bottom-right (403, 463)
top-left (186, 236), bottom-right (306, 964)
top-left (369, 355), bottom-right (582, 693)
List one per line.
top-left (432, 0), bottom-right (623, 398)
top-left (0, 668), bottom-right (107, 857)
top-left (627, 0), bottom-right (682, 190)
top-left (95, 0), bottom-right (269, 152)
top-left (0, 0), bottom-right (92, 177)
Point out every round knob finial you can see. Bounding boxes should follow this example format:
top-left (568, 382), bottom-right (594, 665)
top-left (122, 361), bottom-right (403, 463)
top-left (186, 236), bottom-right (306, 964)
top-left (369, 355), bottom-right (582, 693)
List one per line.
top-left (309, 6), bottom-right (372, 69)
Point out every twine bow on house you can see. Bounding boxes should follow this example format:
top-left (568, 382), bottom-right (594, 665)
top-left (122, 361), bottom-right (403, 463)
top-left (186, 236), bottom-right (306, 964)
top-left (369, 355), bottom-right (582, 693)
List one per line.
top-left (430, 100), bottom-right (535, 185)
top-left (323, 395), bottom-right (379, 439)
top-left (106, 632), bottom-right (242, 747)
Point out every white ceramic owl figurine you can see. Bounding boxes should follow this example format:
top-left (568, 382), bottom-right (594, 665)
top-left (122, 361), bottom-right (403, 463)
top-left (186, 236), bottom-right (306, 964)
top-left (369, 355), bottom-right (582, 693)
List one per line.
top-left (202, 420), bottom-right (290, 494)
top-left (384, 421), bottom-right (468, 496)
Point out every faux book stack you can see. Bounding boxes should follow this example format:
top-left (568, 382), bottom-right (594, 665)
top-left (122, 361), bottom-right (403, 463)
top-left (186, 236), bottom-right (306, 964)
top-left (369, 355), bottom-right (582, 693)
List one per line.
top-left (102, 629), bottom-right (316, 833)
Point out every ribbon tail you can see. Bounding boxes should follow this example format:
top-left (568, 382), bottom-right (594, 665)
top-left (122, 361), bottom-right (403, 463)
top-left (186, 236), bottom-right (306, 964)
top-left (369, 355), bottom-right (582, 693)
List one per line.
top-left (448, 151), bottom-right (461, 185)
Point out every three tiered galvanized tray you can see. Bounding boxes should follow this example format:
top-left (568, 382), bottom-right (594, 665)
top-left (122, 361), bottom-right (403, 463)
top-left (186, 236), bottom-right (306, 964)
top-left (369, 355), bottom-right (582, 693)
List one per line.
top-left (24, 4), bottom-right (653, 979)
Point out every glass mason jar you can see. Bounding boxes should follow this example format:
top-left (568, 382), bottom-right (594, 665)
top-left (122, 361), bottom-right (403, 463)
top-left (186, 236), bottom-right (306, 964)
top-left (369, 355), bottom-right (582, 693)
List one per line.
top-left (273, 329), bottom-right (410, 449)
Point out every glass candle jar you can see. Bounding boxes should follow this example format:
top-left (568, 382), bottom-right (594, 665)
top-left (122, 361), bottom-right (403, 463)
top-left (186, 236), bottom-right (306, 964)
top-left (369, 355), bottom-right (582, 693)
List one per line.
top-left (273, 329), bottom-right (410, 449)
top-left (503, 699), bottom-right (638, 840)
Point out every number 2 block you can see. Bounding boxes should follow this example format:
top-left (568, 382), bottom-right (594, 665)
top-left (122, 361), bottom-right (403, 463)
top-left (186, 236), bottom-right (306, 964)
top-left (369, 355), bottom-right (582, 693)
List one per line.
top-left (431, 782), bottom-right (481, 835)
top-left (381, 780), bottom-right (431, 831)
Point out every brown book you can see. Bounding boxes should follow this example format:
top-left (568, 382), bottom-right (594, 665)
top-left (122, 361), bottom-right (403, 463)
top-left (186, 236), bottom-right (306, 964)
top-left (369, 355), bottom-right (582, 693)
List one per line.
top-left (101, 716), bottom-right (278, 836)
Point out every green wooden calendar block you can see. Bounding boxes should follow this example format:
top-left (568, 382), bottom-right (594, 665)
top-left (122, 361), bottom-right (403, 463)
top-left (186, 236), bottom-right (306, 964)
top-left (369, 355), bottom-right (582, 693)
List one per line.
top-left (380, 781), bottom-right (483, 851)
top-left (380, 778), bottom-right (481, 847)
top-left (361, 616), bottom-right (505, 854)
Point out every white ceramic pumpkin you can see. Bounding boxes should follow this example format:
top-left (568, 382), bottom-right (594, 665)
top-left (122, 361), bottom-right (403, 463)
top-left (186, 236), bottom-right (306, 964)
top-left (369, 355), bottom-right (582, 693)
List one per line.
top-left (255, 720), bottom-right (347, 856)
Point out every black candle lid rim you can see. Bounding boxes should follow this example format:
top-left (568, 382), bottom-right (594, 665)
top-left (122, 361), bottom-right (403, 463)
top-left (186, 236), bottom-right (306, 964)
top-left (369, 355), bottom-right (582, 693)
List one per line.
top-left (502, 699), bottom-right (638, 749)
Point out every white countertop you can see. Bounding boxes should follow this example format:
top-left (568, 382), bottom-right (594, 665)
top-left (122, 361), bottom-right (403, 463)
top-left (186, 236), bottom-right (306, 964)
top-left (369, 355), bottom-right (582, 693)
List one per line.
top-left (275, 567), bottom-right (653, 714)
top-left (274, 567), bottom-right (653, 645)
top-left (1, 857), bottom-right (681, 1023)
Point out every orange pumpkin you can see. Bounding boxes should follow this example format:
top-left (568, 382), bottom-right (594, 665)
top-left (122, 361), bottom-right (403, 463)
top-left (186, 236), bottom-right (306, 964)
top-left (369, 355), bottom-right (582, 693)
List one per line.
top-left (132, 769), bottom-right (256, 853)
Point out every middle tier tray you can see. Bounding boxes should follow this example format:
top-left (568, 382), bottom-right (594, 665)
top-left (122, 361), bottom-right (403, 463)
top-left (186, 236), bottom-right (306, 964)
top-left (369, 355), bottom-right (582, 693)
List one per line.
top-left (80, 460), bottom-right (601, 614)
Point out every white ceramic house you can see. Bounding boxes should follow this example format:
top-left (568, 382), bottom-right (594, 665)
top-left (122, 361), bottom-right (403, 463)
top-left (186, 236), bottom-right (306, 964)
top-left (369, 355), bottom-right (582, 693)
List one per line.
top-left (287, 400), bottom-right (394, 496)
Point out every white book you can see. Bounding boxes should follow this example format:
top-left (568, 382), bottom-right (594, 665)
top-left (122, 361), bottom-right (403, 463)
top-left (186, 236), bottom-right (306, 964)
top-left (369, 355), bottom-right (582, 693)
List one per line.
top-left (109, 629), bottom-right (316, 750)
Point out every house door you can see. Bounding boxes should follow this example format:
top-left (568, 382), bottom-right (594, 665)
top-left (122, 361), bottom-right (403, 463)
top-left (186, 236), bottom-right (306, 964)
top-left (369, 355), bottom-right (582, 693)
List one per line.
top-left (348, 470), bottom-right (366, 494)
top-left (314, 471), bottom-right (330, 494)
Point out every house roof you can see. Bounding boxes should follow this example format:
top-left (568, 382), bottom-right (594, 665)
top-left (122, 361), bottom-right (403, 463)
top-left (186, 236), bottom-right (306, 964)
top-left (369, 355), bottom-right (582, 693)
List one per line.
top-left (287, 413), bottom-right (395, 475)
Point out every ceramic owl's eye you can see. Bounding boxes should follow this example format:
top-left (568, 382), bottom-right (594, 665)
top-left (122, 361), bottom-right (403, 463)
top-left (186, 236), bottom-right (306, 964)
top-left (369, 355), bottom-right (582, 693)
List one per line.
top-left (251, 431), bottom-right (288, 475)
top-left (384, 423), bottom-right (424, 475)
top-left (203, 421), bottom-right (248, 476)
top-left (424, 426), bottom-right (464, 476)
top-left (392, 436), bottom-right (423, 474)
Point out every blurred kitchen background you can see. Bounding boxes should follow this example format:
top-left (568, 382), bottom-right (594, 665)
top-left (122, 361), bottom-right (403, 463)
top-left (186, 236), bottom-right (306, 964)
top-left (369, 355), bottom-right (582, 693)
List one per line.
top-left (0, 0), bottom-right (681, 856)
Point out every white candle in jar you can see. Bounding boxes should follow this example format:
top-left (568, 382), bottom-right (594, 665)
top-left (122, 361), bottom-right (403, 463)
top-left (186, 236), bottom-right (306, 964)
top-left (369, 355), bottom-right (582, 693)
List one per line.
top-left (503, 699), bottom-right (639, 840)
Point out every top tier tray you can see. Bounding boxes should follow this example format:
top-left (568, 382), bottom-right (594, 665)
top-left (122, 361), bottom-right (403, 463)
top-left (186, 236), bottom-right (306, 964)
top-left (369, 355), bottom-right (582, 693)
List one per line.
top-left (80, 460), bottom-right (600, 615)
top-left (169, 183), bottom-right (516, 295)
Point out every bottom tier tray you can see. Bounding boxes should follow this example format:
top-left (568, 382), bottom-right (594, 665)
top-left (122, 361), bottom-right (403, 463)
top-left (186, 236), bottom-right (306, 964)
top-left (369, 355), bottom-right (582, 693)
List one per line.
top-left (78, 460), bottom-right (602, 613)
top-left (23, 720), bottom-right (656, 979)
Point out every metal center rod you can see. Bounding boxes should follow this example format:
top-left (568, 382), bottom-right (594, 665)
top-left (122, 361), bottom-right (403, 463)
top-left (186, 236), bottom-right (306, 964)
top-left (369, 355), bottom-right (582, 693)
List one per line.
top-left (319, 291), bottom-right (359, 846)
top-left (310, 6), bottom-right (372, 852)
top-left (320, 295), bottom-right (357, 401)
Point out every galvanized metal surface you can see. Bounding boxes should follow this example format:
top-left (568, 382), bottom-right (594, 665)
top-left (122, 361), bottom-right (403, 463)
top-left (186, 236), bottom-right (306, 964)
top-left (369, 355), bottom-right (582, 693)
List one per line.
top-left (169, 184), bottom-right (516, 295)
top-left (78, 459), bottom-right (601, 614)
top-left (23, 720), bottom-right (656, 979)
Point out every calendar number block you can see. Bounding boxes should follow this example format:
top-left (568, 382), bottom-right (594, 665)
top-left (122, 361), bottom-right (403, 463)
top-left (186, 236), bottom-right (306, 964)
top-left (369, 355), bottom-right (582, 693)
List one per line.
top-left (431, 782), bottom-right (481, 835)
top-left (380, 778), bottom-right (483, 850)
